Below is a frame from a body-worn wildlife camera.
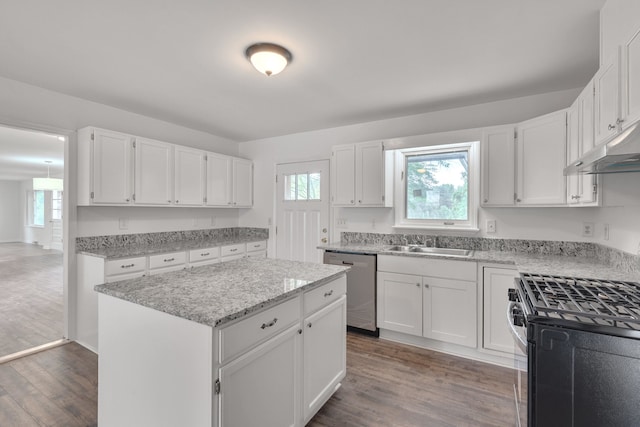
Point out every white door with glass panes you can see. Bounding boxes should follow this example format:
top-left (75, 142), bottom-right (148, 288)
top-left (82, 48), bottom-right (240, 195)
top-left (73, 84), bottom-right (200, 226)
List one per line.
top-left (134, 137), bottom-right (173, 205)
top-left (276, 160), bottom-right (329, 264)
top-left (50, 190), bottom-right (63, 251)
top-left (174, 146), bottom-right (205, 206)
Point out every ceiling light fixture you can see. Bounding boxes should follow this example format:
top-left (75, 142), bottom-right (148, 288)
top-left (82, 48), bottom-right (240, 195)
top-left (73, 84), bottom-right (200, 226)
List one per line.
top-left (245, 43), bottom-right (292, 76)
top-left (33, 160), bottom-right (63, 191)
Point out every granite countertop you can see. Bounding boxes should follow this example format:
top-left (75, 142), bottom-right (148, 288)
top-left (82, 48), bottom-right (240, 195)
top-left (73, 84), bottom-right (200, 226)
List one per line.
top-left (78, 236), bottom-right (267, 259)
top-left (95, 257), bottom-right (349, 327)
top-left (320, 242), bottom-right (640, 282)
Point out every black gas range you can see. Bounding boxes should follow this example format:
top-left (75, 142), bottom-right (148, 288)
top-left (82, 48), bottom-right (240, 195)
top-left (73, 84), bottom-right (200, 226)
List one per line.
top-left (509, 273), bottom-right (640, 427)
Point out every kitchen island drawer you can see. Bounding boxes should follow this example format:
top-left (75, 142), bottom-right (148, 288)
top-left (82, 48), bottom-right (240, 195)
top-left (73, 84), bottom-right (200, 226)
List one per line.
top-left (105, 256), bottom-right (146, 276)
top-left (246, 240), bottom-right (267, 252)
top-left (221, 243), bottom-right (245, 257)
top-left (149, 251), bottom-right (186, 269)
top-left (304, 276), bottom-right (347, 316)
top-left (219, 296), bottom-right (301, 364)
top-left (189, 247), bottom-right (220, 263)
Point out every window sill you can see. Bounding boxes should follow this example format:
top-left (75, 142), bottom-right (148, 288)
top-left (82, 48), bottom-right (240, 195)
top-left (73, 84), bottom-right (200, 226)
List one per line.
top-left (28, 225), bottom-right (45, 229)
top-left (392, 224), bottom-right (480, 233)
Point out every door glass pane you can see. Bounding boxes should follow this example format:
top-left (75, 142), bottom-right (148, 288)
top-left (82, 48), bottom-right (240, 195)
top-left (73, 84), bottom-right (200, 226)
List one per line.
top-left (33, 190), bottom-right (45, 226)
top-left (308, 173), bottom-right (320, 200)
top-left (284, 174), bottom-right (296, 201)
top-left (297, 174), bottom-right (308, 200)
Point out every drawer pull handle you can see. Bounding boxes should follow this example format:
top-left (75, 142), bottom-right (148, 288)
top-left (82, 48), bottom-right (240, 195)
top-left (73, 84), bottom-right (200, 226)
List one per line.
top-left (254, 244), bottom-right (260, 248)
top-left (307, 322), bottom-right (312, 328)
top-left (260, 318), bottom-right (278, 329)
top-left (230, 249), bottom-right (237, 252)
top-left (164, 258), bottom-right (175, 263)
top-left (121, 264), bottom-right (135, 269)
top-left (324, 290), bottom-right (334, 297)
top-left (201, 252), bottom-right (210, 257)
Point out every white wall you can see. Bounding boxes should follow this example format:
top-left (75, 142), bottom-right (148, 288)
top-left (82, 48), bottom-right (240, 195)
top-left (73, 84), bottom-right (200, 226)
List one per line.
top-left (0, 180), bottom-right (22, 242)
top-left (19, 179), bottom-right (51, 246)
top-left (239, 88), bottom-right (589, 256)
top-left (0, 76), bottom-right (240, 237)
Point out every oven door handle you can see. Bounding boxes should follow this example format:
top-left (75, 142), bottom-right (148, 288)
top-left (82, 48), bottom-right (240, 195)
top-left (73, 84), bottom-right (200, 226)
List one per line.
top-left (507, 301), bottom-right (528, 354)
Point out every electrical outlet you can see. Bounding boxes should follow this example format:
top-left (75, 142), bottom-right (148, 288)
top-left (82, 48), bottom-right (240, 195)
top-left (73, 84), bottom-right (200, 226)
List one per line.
top-left (582, 222), bottom-right (594, 237)
top-left (118, 217), bottom-right (128, 230)
top-left (604, 223), bottom-right (610, 241)
top-left (486, 219), bottom-right (496, 233)
top-left (371, 219), bottom-right (376, 230)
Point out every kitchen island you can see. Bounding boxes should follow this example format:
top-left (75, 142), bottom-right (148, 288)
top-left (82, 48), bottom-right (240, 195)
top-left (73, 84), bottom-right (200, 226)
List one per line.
top-left (95, 257), bottom-right (349, 427)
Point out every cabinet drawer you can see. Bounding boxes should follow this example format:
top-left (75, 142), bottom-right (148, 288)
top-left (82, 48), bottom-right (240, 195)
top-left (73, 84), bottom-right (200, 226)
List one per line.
top-left (105, 271), bottom-right (146, 283)
top-left (105, 256), bottom-right (146, 276)
top-left (378, 255), bottom-right (476, 281)
top-left (149, 251), bottom-right (186, 269)
top-left (246, 241), bottom-right (267, 252)
top-left (304, 276), bottom-right (347, 316)
top-left (219, 296), bottom-right (301, 364)
top-left (246, 250), bottom-right (266, 258)
top-left (221, 243), bottom-right (245, 257)
top-left (148, 264), bottom-right (186, 276)
top-left (189, 247), bottom-right (220, 262)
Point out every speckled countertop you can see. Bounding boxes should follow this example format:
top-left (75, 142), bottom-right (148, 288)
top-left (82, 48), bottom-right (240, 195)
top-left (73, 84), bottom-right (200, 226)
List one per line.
top-left (78, 236), bottom-right (266, 259)
top-left (95, 257), bottom-right (349, 327)
top-left (320, 242), bottom-right (640, 282)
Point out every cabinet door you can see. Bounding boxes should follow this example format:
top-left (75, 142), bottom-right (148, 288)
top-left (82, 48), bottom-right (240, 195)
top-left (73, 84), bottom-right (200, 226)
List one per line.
top-left (516, 110), bottom-right (567, 205)
top-left (233, 158), bottom-right (253, 207)
top-left (174, 146), bottom-right (205, 206)
top-left (578, 82), bottom-right (597, 204)
top-left (423, 276), bottom-right (476, 348)
top-left (303, 296), bottom-right (346, 423)
top-left (480, 125), bottom-right (515, 206)
top-left (206, 152), bottom-right (232, 206)
top-left (331, 145), bottom-right (355, 206)
top-left (134, 137), bottom-right (173, 205)
top-left (594, 53), bottom-right (620, 145)
top-left (566, 101), bottom-right (581, 204)
top-left (377, 272), bottom-right (422, 336)
top-left (483, 267), bottom-right (520, 354)
top-left (621, 27), bottom-right (640, 128)
top-left (355, 141), bottom-right (385, 206)
top-left (91, 129), bottom-right (133, 204)
top-left (218, 325), bottom-right (299, 427)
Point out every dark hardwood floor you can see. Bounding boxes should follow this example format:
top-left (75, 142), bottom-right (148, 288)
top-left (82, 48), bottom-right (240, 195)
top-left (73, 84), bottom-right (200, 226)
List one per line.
top-left (0, 333), bottom-right (515, 426)
top-left (0, 243), bottom-right (64, 357)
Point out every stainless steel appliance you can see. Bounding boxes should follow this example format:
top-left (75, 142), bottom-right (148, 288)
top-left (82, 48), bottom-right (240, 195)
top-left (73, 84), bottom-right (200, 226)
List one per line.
top-left (508, 273), bottom-right (640, 427)
top-left (323, 251), bottom-right (378, 335)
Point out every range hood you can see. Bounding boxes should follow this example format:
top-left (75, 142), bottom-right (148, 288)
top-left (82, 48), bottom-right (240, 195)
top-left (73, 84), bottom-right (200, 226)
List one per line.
top-left (564, 121), bottom-right (640, 175)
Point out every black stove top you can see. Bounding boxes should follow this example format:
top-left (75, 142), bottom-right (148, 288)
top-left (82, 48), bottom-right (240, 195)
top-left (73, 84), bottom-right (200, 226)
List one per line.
top-left (517, 273), bottom-right (640, 331)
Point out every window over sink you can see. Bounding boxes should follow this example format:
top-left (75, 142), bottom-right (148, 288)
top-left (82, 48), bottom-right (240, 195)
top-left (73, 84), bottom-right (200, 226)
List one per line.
top-left (394, 142), bottom-right (479, 231)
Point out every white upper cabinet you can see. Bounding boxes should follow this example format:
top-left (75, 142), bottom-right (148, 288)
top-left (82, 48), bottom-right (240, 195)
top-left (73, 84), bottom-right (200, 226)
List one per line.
top-left (205, 153), bottom-right (253, 208)
top-left (331, 144), bottom-right (356, 206)
top-left (516, 110), bottom-right (567, 206)
top-left (567, 83), bottom-right (598, 206)
top-left (232, 157), bottom-right (253, 208)
top-left (134, 137), bottom-right (173, 205)
top-left (331, 141), bottom-right (392, 207)
top-left (174, 146), bottom-right (206, 206)
top-left (78, 128), bottom-right (134, 205)
top-left (480, 125), bottom-right (516, 206)
top-left (594, 51), bottom-right (621, 145)
top-left (621, 27), bottom-right (640, 128)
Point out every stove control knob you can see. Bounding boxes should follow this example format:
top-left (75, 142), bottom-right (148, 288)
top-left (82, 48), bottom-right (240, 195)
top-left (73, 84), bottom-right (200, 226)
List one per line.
top-left (507, 288), bottom-right (519, 302)
top-left (512, 308), bottom-right (525, 327)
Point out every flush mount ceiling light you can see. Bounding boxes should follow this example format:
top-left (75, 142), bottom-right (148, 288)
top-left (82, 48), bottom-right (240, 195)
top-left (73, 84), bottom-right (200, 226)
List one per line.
top-left (245, 43), bottom-right (292, 76)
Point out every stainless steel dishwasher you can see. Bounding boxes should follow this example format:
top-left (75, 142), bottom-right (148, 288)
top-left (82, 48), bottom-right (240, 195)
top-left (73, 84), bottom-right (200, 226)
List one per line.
top-left (323, 251), bottom-right (378, 336)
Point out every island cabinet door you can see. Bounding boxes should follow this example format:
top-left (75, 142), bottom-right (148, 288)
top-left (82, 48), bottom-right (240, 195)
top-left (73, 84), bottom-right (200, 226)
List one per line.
top-left (218, 324), bottom-right (300, 427)
top-left (303, 295), bottom-right (347, 424)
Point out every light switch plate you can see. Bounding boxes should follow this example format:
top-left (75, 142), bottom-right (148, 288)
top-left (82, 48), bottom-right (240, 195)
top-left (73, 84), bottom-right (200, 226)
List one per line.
top-left (582, 222), bottom-right (594, 237)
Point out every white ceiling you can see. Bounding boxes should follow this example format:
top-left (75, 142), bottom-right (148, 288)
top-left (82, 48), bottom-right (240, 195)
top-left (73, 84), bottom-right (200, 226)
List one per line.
top-left (0, 126), bottom-right (64, 181)
top-left (0, 0), bottom-right (605, 142)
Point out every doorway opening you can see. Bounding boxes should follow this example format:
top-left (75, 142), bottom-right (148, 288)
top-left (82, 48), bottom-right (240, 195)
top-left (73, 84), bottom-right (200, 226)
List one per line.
top-left (0, 124), bottom-right (67, 360)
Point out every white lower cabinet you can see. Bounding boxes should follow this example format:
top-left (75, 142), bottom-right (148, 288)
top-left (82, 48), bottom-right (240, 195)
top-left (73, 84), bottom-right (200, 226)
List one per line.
top-left (303, 295), bottom-right (346, 423)
top-left (377, 272), bottom-right (423, 336)
top-left (219, 324), bottom-right (300, 427)
top-left (483, 267), bottom-right (521, 355)
top-left (217, 276), bottom-right (347, 427)
top-left (377, 255), bottom-right (477, 348)
top-left (423, 276), bottom-right (476, 347)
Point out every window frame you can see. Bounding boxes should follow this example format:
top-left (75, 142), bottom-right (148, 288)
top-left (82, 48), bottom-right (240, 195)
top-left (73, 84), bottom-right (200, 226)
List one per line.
top-left (27, 189), bottom-right (46, 228)
top-left (394, 141), bottom-right (479, 231)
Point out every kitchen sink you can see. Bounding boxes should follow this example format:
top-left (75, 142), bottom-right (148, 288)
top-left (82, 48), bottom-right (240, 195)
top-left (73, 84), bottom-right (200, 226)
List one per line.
top-left (386, 245), bottom-right (473, 258)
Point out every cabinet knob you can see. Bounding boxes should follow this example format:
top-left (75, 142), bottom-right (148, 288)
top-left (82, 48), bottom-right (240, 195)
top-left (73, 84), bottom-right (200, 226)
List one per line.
top-left (416, 283), bottom-right (420, 287)
top-left (608, 124), bottom-right (616, 131)
top-left (616, 118), bottom-right (625, 125)
top-left (175, 200), bottom-right (179, 204)
top-left (516, 198), bottom-right (522, 203)
top-left (483, 198), bottom-right (488, 203)
top-left (424, 284), bottom-right (430, 288)
top-left (358, 200), bottom-right (362, 203)
top-left (125, 198), bottom-right (130, 202)
top-left (168, 200), bottom-right (172, 203)
top-left (350, 200), bottom-right (354, 204)
top-left (307, 322), bottom-right (312, 328)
